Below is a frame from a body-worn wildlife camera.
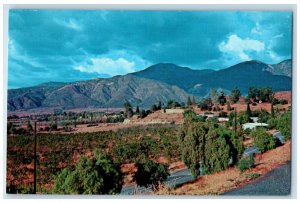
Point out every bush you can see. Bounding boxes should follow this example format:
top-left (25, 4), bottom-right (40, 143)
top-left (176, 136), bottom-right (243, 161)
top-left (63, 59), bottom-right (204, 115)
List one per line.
top-left (53, 151), bottom-right (122, 194)
top-left (133, 157), bottom-right (169, 190)
top-left (279, 99), bottom-right (288, 105)
top-left (238, 111), bottom-right (250, 124)
top-left (219, 111), bottom-right (228, 117)
top-left (275, 110), bottom-right (291, 140)
top-left (50, 123), bottom-right (57, 131)
top-left (244, 172), bottom-right (260, 180)
top-left (237, 154), bottom-right (255, 172)
top-left (198, 98), bottom-right (212, 111)
top-left (251, 129), bottom-right (276, 152)
top-left (179, 121), bottom-right (243, 177)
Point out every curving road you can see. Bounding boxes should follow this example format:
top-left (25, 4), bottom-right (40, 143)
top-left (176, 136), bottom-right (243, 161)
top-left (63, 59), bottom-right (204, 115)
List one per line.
top-left (120, 167), bottom-right (194, 195)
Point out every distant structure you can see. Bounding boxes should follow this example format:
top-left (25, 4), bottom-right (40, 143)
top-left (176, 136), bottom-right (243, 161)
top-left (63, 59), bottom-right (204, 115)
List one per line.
top-left (218, 117), bottom-right (229, 122)
top-left (250, 117), bottom-right (259, 123)
top-left (242, 123), bottom-right (268, 130)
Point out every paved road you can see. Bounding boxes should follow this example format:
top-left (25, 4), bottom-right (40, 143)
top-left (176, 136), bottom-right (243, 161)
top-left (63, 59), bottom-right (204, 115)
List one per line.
top-left (222, 161), bottom-right (291, 196)
top-left (242, 146), bottom-right (261, 157)
top-left (121, 146), bottom-right (265, 195)
top-left (273, 131), bottom-right (285, 144)
top-left (121, 141), bottom-right (288, 195)
top-left (120, 167), bottom-right (194, 195)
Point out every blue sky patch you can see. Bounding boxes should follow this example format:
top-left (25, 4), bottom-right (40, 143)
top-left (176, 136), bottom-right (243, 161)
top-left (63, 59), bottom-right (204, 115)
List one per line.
top-left (8, 10), bottom-right (292, 88)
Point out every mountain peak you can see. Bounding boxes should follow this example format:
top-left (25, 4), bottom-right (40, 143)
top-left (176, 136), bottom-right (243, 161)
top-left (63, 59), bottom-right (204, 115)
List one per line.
top-left (144, 63), bottom-right (190, 71)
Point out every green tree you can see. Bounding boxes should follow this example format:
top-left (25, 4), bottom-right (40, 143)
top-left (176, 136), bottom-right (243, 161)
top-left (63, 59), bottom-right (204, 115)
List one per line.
top-left (133, 157), bottom-right (169, 190)
top-left (198, 98), bottom-right (212, 111)
top-left (259, 87), bottom-right (273, 102)
top-left (178, 120), bottom-right (243, 177)
top-left (226, 101), bottom-right (232, 111)
top-left (151, 104), bottom-right (158, 112)
top-left (187, 96), bottom-right (192, 107)
top-left (238, 111), bottom-right (250, 124)
top-left (237, 154), bottom-right (255, 172)
top-left (251, 129), bottom-right (276, 152)
top-left (178, 121), bottom-right (208, 178)
top-left (139, 109), bottom-right (148, 118)
top-left (246, 102), bottom-right (252, 118)
top-left (27, 120), bottom-right (33, 133)
top-left (53, 151), bottom-right (123, 194)
top-left (275, 110), bottom-right (291, 140)
top-left (157, 101), bottom-right (162, 110)
top-left (271, 103), bottom-right (275, 118)
top-left (248, 86), bottom-right (259, 101)
top-left (230, 87), bottom-right (241, 103)
top-left (210, 89), bottom-right (219, 106)
top-left (218, 91), bottom-right (227, 106)
top-left (258, 109), bottom-right (270, 123)
top-left (192, 96), bottom-right (196, 105)
top-left (7, 122), bottom-right (16, 135)
top-left (136, 106), bottom-right (140, 114)
top-left (124, 101), bottom-right (133, 118)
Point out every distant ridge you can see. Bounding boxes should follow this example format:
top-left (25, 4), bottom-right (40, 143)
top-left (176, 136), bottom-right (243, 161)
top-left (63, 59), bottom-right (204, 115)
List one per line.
top-left (8, 59), bottom-right (292, 111)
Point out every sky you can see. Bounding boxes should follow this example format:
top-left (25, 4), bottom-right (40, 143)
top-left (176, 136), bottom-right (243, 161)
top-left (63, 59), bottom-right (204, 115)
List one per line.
top-left (8, 10), bottom-right (292, 89)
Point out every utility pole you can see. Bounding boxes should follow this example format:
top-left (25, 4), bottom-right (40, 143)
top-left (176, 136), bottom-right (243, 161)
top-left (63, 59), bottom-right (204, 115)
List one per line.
top-left (234, 108), bottom-right (237, 137)
top-left (33, 121), bottom-right (37, 194)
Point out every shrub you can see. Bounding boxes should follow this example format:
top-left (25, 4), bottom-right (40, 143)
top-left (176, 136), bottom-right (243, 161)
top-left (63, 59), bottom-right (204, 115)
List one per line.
top-left (53, 151), bottom-right (122, 194)
top-left (237, 154), bottom-right (255, 172)
top-left (133, 157), bottom-right (169, 191)
top-left (50, 123), bottom-right (57, 131)
top-left (279, 99), bottom-right (288, 105)
top-left (179, 121), bottom-right (243, 177)
top-left (275, 110), bottom-right (291, 140)
top-left (219, 111), bottom-right (228, 117)
top-left (244, 172), bottom-right (260, 180)
top-left (251, 129), bottom-right (276, 152)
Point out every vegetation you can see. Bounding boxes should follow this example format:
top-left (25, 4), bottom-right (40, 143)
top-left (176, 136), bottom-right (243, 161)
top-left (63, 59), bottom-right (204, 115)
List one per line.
top-left (167, 100), bottom-right (182, 109)
top-left (230, 87), bottom-right (241, 103)
top-left (237, 111), bottom-right (250, 124)
top-left (124, 101), bottom-right (134, 118)
top-left (248, 87), bottom-right (273, 102)
top-left (268, 110), bottom-right (291, 140)
top-left (53, 150), bottom-right (122, 194)
top-left (244, 172), bottom-right (260, 180)
top-left (198, 98), bottom-right (212, 111)
top-left (187, 96), bottom-right (192, 107)
top-left (133, 157), bottom-right (169, 190)
top-left (218, 91), bottom-right (227, 106)
top-left (6, 85), bottom-right (291, 194)
top-left (226, 101), bottom-right (232, 111)
top-left (237, 154), bottom-right (255, 172)
top-left (6, 124), bottom-right (180, 193)
top-left (251, 128), bottom-right (276, 152)
top-left (178, 118), bottom-right (244, 178)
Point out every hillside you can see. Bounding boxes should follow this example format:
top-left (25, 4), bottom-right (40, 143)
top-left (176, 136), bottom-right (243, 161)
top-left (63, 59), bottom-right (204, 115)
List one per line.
top-left (133, 63), bottom-right (215, 91)
top-left (268, 59), bottom-right (292, 77)
top-left (8, 75), bottom-right (189, 111)
top-left (8, 60), bottom-right (292, 112)
top-left (133, 60), bottom-right (292, 97)
top-left (189, 60), bottom-right (292, 96)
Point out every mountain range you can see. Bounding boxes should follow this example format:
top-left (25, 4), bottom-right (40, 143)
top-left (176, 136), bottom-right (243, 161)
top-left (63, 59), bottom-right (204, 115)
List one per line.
top-left (8, 59), bottom-right (292, 112)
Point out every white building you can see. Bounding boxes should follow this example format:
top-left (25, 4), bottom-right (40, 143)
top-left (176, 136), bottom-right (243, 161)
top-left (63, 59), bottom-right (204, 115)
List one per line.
top-left (242, 122), bottom-right (269, 130)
